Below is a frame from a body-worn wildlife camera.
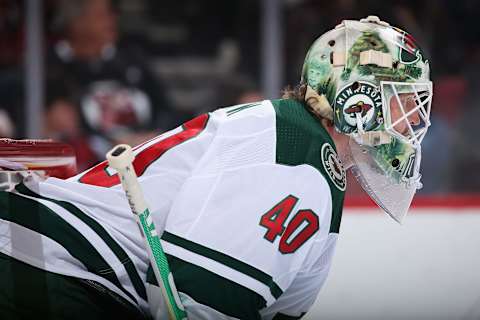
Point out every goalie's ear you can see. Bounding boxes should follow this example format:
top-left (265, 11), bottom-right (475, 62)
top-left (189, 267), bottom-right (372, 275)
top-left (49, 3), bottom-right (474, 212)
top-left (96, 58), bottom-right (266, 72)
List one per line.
top-left (0, 139), bottom-right (77, 179)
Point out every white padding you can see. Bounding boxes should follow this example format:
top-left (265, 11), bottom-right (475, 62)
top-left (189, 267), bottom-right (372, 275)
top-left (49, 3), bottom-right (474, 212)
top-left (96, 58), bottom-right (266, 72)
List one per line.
top-left (354, 131), bottom-right (392, 146)
top-left (359, 50), bottom-right (392, 68)
top-left (332, 51), bottom-right (346, 67)
top-left (360, 15), bottom-right (391, 27)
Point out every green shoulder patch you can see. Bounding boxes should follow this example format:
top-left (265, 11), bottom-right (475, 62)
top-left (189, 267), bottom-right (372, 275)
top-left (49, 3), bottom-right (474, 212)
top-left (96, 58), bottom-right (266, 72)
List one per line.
top-left (320, 143), bottom-right (346, 191)
top-left (271, 98), bottom-right (345, 233)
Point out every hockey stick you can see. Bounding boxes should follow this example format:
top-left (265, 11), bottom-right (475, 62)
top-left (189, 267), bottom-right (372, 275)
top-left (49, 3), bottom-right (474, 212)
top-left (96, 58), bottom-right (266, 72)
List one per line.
top-left (106, 144), bottom-right (187, 320)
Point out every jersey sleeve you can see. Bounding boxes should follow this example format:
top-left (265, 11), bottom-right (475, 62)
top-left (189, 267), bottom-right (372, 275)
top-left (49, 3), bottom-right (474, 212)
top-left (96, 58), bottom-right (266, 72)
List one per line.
top-left (73, 113), bottom-right (214, 187)
top-left (70, 113), bottom-right (217, 231)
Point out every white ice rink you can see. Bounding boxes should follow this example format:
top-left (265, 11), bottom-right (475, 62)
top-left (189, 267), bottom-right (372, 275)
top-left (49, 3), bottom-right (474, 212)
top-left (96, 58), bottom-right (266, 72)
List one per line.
top-left (306, 208), bottom-right (480, 320)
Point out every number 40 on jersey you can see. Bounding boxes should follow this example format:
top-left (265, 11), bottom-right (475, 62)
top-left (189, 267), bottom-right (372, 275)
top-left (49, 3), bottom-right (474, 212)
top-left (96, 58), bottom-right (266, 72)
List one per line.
top-left (259, 195), bottom-right (319, 254)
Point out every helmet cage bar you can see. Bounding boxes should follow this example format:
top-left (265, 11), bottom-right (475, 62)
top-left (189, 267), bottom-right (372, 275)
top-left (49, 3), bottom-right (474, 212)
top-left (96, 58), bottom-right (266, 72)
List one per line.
top-left (401, 86), bottom-right (431, 124)
top-left (389, 88), bottom-right (426, 142)
top-left (391, 91), bottom-right (430, 126)
top-left (381, 81), bottom-right (432, 147)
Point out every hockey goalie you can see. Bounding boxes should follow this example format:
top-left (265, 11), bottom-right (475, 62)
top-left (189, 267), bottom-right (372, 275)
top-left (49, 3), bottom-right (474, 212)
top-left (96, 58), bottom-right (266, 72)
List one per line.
top-left (0, 16), bottom-right (432, 320)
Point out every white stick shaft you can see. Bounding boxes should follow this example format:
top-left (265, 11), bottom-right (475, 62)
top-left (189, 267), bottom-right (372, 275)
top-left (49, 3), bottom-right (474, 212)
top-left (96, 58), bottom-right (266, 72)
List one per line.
top-left (106, 145), bottom-right (146, 216)
top-left (106, 144), bottom-right (186, 320)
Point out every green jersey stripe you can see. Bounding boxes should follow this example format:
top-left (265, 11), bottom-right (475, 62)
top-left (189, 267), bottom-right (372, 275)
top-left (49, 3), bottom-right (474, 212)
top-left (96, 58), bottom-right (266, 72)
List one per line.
top-left (15, 183), bottom-right (147, 302)
top-left (147, 254), bottom-right (266, 319)
top-left (0, 252), bottom-right (145, 319)
top-left (161, 231), bottom-right (283, 299)
top-left (0, 191), bottom-right (138, 306)
top-left (226, 102), bottom-right (262, 116)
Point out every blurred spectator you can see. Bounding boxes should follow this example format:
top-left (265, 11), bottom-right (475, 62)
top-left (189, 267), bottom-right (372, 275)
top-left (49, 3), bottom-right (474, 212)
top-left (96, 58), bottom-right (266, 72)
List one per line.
top-left (43, 83), bottom-right (98, 171)
top-left (0, 110), bottom-right (14, 137)
top-left (45, 0), bottom-right (173, 168)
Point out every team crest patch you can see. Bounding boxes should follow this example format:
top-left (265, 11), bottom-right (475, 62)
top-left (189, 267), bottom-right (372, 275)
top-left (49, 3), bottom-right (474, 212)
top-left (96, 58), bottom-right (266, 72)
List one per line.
top-left (321, 143), bottom-right (346, 191)
top-left (334, 81), bottom-right (383, 134)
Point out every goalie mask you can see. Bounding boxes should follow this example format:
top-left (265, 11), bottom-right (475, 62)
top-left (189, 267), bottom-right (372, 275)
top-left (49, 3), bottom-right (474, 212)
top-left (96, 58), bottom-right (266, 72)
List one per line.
top-left (301, 16), bottom-right (433, 222)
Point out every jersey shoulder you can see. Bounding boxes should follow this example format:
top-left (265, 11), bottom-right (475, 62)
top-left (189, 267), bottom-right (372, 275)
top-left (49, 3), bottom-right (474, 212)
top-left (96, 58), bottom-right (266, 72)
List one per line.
top-left (270, 98), bottom-right (345, 233)
top-left (210, 100), bottom-right (276, 136)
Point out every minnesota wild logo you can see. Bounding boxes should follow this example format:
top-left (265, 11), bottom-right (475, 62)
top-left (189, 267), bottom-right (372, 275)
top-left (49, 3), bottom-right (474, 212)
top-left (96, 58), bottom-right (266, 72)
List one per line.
top-left (393, 27), bottom-right (426, 65)
top-left (321, 143), bottom-right (346, 191)
top-left (334, 81), bottom-right (383, 134)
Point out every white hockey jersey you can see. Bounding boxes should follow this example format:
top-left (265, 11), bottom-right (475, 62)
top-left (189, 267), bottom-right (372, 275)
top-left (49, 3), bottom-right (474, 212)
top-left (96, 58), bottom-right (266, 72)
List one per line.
top-left (0, 99), bottom-right (346, 319)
